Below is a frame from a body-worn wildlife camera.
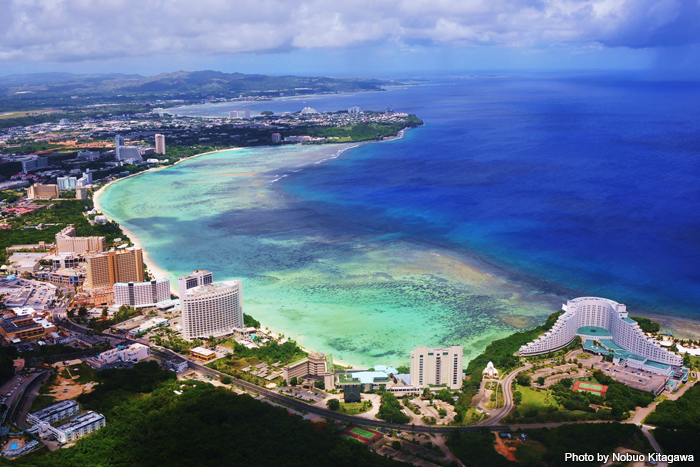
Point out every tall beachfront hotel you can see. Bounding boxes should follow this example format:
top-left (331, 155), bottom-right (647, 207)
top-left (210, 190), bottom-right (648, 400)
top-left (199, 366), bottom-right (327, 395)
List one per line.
top-left (179, 271), bottom-right (243, 340)
top-left (410, 345), bottom-right (463, 390)
top-left (519, 297), bottom-right (682, 369)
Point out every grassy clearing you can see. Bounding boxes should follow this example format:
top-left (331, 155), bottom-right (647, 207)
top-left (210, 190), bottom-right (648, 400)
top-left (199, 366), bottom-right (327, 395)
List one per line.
top-left (28, 395), bottom-right (56, 413)
top-left (515, 384), bottom-right (558, 416)
top-left (339, 401), bottom-right (372, 415)
top-left (515, 440), bottom-right (547, 464)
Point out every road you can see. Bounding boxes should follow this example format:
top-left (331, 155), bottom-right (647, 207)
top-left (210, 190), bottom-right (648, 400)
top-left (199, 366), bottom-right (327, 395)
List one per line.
top-left (480, 364), bottom-right (532, 426)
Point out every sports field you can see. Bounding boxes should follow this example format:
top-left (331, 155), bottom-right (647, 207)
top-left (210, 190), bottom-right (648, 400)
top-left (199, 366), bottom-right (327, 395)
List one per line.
top-left (572, 380), bottom-right (607, 397)
top-left (338, 425), bottom-right (382, 445)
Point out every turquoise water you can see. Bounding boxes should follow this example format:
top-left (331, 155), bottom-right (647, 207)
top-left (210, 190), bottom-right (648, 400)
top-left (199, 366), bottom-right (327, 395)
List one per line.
top-left (100, 74), bottom-right (700, 366)
top-left (98, 143), bottom-right (557, 367)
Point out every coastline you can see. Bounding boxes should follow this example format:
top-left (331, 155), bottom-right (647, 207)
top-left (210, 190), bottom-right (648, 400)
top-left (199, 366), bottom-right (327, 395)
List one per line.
top-left (93, 147), bottom-right (244, 297)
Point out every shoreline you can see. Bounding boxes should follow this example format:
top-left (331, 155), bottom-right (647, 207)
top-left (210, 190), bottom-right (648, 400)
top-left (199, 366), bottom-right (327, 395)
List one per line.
top-left (94, 147), bottom-right (245, 297)
top-left (91, 131), bottom-right (700, 369)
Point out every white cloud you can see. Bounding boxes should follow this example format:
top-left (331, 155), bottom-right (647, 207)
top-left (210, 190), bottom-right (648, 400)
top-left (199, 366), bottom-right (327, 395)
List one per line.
top-left (0, 0), bottom-right (698, 65)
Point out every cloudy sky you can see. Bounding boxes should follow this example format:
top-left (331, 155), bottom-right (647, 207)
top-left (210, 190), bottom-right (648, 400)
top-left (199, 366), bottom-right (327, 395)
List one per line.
top-left (1, 0), bottom-right (699, 77)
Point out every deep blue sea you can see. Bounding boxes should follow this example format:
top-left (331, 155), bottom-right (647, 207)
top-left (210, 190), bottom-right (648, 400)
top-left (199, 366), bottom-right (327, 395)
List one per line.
top-left (100, 73), bottom-right (700, 365)
top-left (177, 73), bottom-right (700, 320)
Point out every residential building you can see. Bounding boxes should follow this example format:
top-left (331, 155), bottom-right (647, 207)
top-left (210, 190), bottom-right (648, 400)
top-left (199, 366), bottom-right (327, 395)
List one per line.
top-left (57, 177), bottom-right (77, 191)
top-left (84, 247), bottom-right (144, 289)
top-left (27, 400), bottom-right (79, 426)
top-left (410, 345), bottom-right (463, 390)
top-left (271, 133), bottom-right (281, 143)
top-left (282, 352), bottom-right (335, 389)
top-left (180, 278), bottom-right (243, 340)
top-left (27, 184), bottom-right (59, 200)
top-left (114, 279), bottom-right (170, 306)
top-left (177, 270), bottom-right (213, 296)
top-left (518, 297), bottom-right (683, 366)
top-left (155, 134), bottom-right (166, 154)
top-left (229, 111), bottom-right (239, 118)
top-left (54, 411), bottom-right (106, 443)
top-left (244, 109), bottom-right (251, 119)
top-left (55, 226), bottom-right (106, 255)
top-left (348, 106), bottom-right (361, 114)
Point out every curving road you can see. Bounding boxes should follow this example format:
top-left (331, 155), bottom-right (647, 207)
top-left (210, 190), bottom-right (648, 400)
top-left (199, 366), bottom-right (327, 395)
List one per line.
top-left (480, 364), bottom-right (532, 426)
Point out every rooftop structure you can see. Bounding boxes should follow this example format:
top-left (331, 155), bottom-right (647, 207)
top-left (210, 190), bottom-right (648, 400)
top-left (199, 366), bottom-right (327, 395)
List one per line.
top-left (0, 316), bottom-right (56, 342)
top-left (54, 411), bottom-right (106, 443)
top-left (519, 297), bottom-right (683, 367)
top-left (94, 343), bottom-right (150, 366)
top-left (282, 352), bottom-right (335, 390)
top-left (191, 346), bottom-right (216, 361)
top-left (178, 270), bottom-right (213, 296)
top-left (27, 400), bottom-right (79, 425)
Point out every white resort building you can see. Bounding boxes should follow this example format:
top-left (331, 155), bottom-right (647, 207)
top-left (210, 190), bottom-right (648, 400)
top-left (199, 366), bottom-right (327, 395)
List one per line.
top-left (180, 278), bottom-right (243, 340)
top-left (114, 279), bottom-right (170, 307)
top-left (519, 297), bottom-right (683, 371)
top-left (410, 345), bottom-right (463, 390)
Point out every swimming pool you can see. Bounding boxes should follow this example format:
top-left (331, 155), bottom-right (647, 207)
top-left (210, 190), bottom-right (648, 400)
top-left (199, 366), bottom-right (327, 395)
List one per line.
top-left (9, 442), bottom-right (18, 450)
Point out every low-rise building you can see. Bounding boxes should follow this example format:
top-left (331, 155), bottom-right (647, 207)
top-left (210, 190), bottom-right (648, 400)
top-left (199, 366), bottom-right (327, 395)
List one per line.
top-left (27, 184), bottom-right (59, 200)
top-left (0, 316), bottom-right (56, 342)
top-left (282, 352), bottom-right (335, 389)
top-left (94, 343), bottom-right (150, 366)
top-left (166, 357), bottom-right (188, 373)
top-left (54, 411), bottom-right (106, 443)
top-left (27, 400), bottom-right (79, 426)
top-left (190, 346), bottom-right (216, 361)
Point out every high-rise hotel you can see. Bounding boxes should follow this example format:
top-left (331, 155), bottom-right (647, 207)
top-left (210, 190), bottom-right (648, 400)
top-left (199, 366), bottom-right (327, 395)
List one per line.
top-left (179, 271), bottom-right (243, 340)
top-left (85, 247), bottom-right (144, 289)
top-left (410, 345), bottom-right (463, 390)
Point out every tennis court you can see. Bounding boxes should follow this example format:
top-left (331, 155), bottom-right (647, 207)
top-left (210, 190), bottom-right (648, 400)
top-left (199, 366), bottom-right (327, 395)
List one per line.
top-left (339, 425), bottom-right (383, 445)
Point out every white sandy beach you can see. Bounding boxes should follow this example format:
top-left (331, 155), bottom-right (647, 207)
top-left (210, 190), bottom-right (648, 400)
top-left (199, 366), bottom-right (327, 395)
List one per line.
top-left (93, 147), bottom-right (245, 297)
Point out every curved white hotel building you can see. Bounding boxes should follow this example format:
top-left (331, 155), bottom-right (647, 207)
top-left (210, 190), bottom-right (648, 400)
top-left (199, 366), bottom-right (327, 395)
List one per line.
top-left (181, 280), bottom-right (243, 340)
top-left (519, 297), bottom-right (682, 367)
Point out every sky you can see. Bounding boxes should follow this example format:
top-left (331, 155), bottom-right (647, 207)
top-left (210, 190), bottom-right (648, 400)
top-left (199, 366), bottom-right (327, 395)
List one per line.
top-left (1, 0), bottom-right (699, 77)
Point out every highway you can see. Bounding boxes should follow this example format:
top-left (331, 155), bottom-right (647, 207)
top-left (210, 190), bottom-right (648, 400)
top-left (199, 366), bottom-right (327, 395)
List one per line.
top-left (146, 345), bottom-right (513, 434)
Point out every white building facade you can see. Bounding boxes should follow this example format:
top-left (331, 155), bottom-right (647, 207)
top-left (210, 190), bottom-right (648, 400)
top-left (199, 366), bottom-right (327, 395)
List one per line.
top-left (95, 343), bottom-right (150, 366)
top-left (519, 297), bottom-right (683, 366)
top-left (114, 279), bottom-right (170, 306)
top-left (181, 280), bottom-right (243, 340)
top-left (410, 345), bottom-right (463, 390)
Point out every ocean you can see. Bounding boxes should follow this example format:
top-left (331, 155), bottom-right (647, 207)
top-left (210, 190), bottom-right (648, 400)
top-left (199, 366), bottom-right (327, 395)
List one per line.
top-left (98, 73), bottom-right (700, 367)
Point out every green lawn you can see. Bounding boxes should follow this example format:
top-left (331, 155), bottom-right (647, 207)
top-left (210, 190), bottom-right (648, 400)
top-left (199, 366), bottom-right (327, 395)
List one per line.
top-left (339, 401), bottom-right (372, 415)
top-left (515, 384), bottom-right (558, 416)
